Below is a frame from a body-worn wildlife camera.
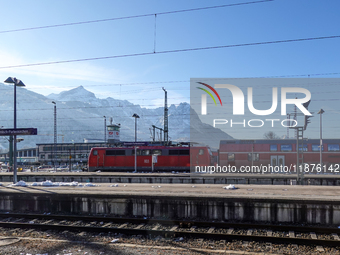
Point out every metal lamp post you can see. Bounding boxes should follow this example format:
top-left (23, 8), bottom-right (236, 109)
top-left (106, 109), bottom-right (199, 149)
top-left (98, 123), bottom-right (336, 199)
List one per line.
top-left (4, 77), bottom-right (25, 183)
top-left (132, 113), bottom-right (140, 142)
top-left (318, 109), bottom-right (325, 171)
top-left (52, 101), bottom-right (57, 171)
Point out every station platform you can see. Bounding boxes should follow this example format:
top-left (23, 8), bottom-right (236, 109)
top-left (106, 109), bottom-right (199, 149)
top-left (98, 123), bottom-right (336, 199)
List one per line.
top-left (0, 183), bottom-right (339, 225)
top-left (0, 172), bottom-right (339, 186)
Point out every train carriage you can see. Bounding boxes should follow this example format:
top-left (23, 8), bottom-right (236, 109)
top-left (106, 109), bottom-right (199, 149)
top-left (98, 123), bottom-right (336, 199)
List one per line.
top-left (219, 139), bottom-right (340, 173)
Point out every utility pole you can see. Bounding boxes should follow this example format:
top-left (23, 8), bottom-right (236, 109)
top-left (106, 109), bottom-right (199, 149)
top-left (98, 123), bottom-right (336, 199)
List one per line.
top-left (318, 109), bottom-right (325, 171)
top-left (293, 99), bottom-right (297, 138)
top-left (103, 116), bottom-right (107, 145)
top-left (52, 101), bottom-right (57, 171)
top-left (162, 87), bottom-right (168, 143)
top-left (286, 114), bottom-right (290, 138)
top-left (296, 127), bottom-right (304, 185)
top-left (290, 100), bottom-right (311, 185)
top-left (69, 149), bottom-right (72, 172)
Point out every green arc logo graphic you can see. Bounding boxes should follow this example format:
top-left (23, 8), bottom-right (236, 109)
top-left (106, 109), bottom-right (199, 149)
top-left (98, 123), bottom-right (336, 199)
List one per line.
top-left (197, 82), bottom-right (223, 106)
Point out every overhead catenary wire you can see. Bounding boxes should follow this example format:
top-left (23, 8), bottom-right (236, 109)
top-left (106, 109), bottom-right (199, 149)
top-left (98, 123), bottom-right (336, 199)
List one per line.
top-left (0, 34), bottom-right (339, 70)
top-left (0, 0), bottom-right (273, 34)
top-left (0, 2), bottom-right (337, 109)
top-left (22, 74), bottom-right (340, 91)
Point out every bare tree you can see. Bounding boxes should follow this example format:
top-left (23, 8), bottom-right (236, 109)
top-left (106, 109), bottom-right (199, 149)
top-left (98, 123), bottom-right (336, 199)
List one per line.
top-left (263, 131), bottom-right (280, 139)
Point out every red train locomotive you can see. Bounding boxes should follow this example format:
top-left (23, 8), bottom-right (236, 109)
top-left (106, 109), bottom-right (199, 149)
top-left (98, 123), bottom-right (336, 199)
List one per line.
top-left (87, 145), bottom-right (212, 172)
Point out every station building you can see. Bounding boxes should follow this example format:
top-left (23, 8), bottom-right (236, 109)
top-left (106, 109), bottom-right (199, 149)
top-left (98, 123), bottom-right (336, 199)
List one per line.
top-left (0, 124), bottom-right (121, 166)
top-left (0, 142), bottom-right (106, 166)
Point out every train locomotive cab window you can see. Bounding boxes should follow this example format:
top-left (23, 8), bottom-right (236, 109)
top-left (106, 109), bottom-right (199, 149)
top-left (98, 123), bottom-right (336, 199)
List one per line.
top-left (152, 149), bottom-right (162, 155)
top-left (199, 149), bottom-right (204, 155)
top-left (228, 153), bottom-right (235, 162)
top-left (328, 144), bottom-right (340, 151)
top-left (93, 150), bottom-right (98, 156)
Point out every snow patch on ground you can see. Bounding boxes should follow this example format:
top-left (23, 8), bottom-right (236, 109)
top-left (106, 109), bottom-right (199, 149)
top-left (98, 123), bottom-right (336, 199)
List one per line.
top-left (9, 180), bottom-right (100, 187)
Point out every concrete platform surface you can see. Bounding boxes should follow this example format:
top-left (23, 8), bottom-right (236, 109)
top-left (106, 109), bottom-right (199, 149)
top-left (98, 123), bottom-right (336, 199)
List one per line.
top-left (5, 172), bottom-right (340, 178)
top-left (1, 183), bottom-right (340, 201)
top-left (2, 172), bottom-right (340, 187)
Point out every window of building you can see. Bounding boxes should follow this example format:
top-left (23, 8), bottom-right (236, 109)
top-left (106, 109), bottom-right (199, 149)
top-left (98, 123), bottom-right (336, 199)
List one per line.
top-left (328, 144), bottom-right (340, 151)
top-left (40, 154), bottom-right (45, 159)
top-left (281, 144), bottom-right (292, 152)
top-left (108, 126), bottom-right (120, 131)
top-left (248, 153), bottom-right (259, 161)
top-left (228, 153), bottom-right (235, 162)
top-left (298, 144), bottom-right (308, 152)
top-left (312, 145), bottom-right (324, 151)
top-left (270, 144), bottom-right (277, 152)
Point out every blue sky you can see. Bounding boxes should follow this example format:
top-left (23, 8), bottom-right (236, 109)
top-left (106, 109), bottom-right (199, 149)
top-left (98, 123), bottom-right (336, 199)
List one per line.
top-left (0, 0), bottom-right (339, 137)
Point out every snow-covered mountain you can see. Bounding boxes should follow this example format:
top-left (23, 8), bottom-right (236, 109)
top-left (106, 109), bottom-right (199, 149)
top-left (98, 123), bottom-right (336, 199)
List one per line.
top-left (0, 84), bottom-right (232, 151)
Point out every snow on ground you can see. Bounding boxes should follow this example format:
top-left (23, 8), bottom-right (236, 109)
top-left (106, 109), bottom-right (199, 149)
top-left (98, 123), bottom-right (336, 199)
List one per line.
top-left (7, 180), bottom-right (100, 187)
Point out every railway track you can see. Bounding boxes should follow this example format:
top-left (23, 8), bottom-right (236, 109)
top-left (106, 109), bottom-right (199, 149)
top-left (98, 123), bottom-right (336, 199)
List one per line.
top-left (0, 212), bottom-right (339, 250)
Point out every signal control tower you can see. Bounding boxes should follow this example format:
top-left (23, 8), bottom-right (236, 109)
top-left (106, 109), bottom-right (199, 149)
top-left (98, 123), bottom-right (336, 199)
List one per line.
top-left (107, 124), bottom-right (121, 144)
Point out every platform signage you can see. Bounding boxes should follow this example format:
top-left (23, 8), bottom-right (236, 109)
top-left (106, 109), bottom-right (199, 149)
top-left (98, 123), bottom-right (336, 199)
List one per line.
top-left (0, 128), bottom-right (37, 136)
top-left (123, 142), bottom-right (149, 146)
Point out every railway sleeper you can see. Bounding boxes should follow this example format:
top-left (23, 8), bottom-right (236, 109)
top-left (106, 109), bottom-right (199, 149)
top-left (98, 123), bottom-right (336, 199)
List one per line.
top-left (1, 222), bottom-right (340, 247)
